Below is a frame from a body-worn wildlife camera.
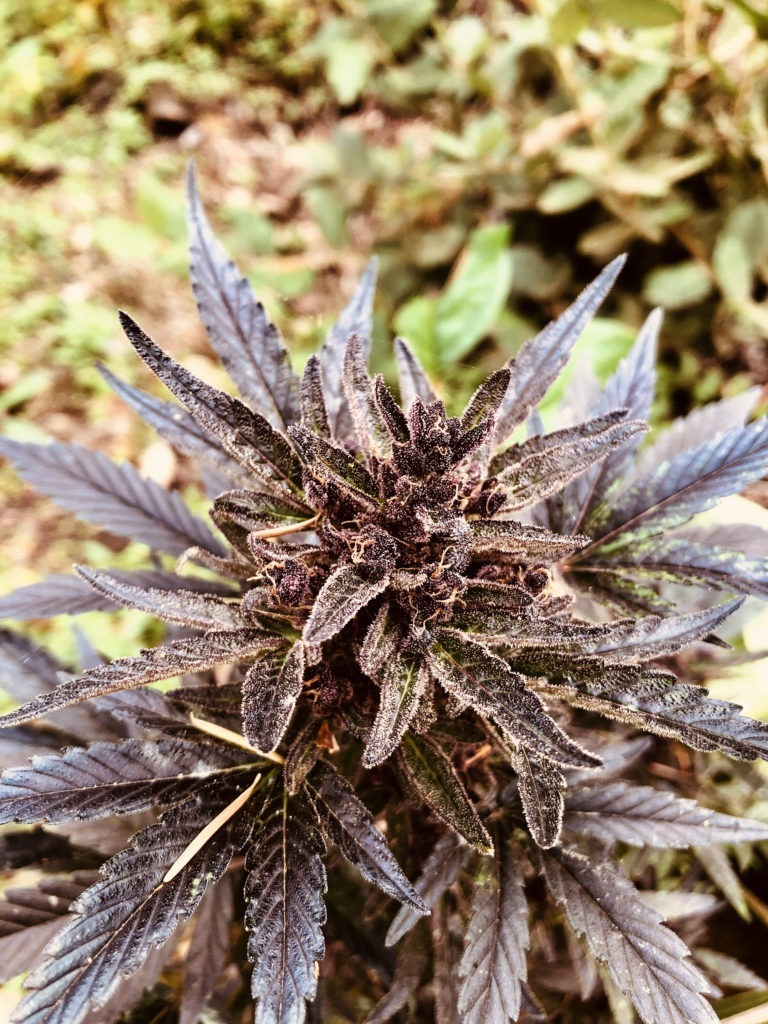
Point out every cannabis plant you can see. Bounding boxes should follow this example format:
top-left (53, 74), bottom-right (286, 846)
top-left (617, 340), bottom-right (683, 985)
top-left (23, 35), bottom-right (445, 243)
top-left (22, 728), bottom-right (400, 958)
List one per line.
top-left (1, 167), bottom-right (768, 1024)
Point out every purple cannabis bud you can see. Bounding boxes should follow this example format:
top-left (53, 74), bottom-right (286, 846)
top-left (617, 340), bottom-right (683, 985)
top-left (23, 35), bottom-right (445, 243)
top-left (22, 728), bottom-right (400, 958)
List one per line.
top-left (0, 164), bottom-right (767, 1024)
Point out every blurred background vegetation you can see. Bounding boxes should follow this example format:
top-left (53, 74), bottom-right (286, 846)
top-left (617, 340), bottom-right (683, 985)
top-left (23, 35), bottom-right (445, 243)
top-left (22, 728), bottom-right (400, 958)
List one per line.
top-left (2, 1), bottom-right (768, 1016)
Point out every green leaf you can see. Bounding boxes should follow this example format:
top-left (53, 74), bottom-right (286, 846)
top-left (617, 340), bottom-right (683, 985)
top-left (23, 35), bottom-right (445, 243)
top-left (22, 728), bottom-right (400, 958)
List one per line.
top-left (393, 295), bottom-right (437, 375)
top-left (548, 0), bottom-right (590, 44)
top-left (325, 37), bottom-right (375, 105)
top-left (537, 177), bottom-right (595, 214)
top-left (643, 261), bottom-right (713, 310)
top-left (713, 199), bottom-right (768, 306)
top-left (593, 0), bottom-right (681, 29)
top-left (365, 0), bottom-right (438, 52)
top-left (398, 733), bottom-right (493, 854)
top-left (434, 225), bottom-right (513, 370)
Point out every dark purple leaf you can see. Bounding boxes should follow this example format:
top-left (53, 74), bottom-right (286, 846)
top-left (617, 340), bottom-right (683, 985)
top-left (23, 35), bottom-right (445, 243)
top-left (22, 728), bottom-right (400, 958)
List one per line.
top-left (179, 874), bottom-right (233, 1024)
top-left (308, 763), bottom-right (428, 913)
top-left (241, 641), bottom-right (305, 752)
top-left (12, 787), bottom-right (252, 1024)
top-left (0, 737), bottom-right (242, 825)
top-left (394, 336), bottom-right (438, 411)
top-left (244, 785), bottom-right (326, 1024)
top-left (630, 388), bottom-right (761, 484)
top-left (385, 830), bottom-right (469, 947)
top-left (300, 355), bottom-right (331, 438)
top-left (343, 333), bottom-right (392, 458)
top-left (584, 599), bottom-right (743, 663)
top-left (458, 840), bottom-right (530, 1024)
top-left (429, 630), bottom-right (600, 769)
top-left (397, 732), bottom-right (493, 854)
top-left (583, 418), bottom-right (768, 550)
top-left (540, 846), bottom-right (716, 1024)
top-left (289, 425), bottom-right (380, 507)
top-left (303, 564), bottom-right (389, 644)
top-left (98, 362), bottom-right (247, 482)
top-left (0, 629), bottom-right (280, 728)
top-left (319, 258), bottom-right (378, 440)
top-left (545, 668), bottom-right (768, 761)
top-left (563, 780), bottom-right (768, 847)
top-left (75, 567), bottom-right (244, 630)
top-left (496, 412), bottom-right (646, 513)
top-left (493, 256), bottom-right (626, 444)
top-left (363, 655), bottom-right (429, 768)
top-left (120, 312), bottom-right (303, 492)
top-left (186, 162), bottom-right (300, 429)
top-left (0, 438), bottom-right (222, 556)
top-left (564, 309), bottom-right (661, 531)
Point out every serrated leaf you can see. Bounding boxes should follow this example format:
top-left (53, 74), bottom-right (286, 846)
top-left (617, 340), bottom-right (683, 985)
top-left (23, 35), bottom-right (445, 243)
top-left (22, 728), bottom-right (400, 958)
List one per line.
top-left (320, 258), bottom-right (378, 441)
top-left (98, 362), bottom-right (247, 483)
top-left (497, 412), bottom-right (646, 513)
top-left (373, 374), bottom-right (411, 444)
top-left (0, 569), bottom-right (236, 622)
top-left (120, 313), bottom-right (303, 492)
top-left (244, 785), bottom-right (326, 1024)
top-left (583, 419), bottom-right (768, 549)
top-left (429, 630), bottom-right (600, 768)
top-left (0, 919), bottom-right (71, 985)
top-left (540, 847), bottom-right (716, 1024)
top-left (631, 389), bottom-right (762, 483)
top-left (75, 567), bottom-right (243, 630)
top-left (431, 899), bottom-right (462, 1024)
top-left (179, 874), bottom-right (233, 1024)
top-left (212, 487), bottom-right (313, 535)
top-left (397, 732), bottom-right (492, 853)
top-left (458, 839), bottom-right (529, 1024)
top-left (544, 668), bottom-right (768, 761)
top-left (563, 781), bottom-right (768, 847)
top-left (695, 843), bottom-right (750, 919)
top-left (359, 601), bottom-right (401, 679)
top-left (459, 368), bottom-right (511, 433)
top-left (470, 519), bottom-right (588, 562)
top-left (493, 256), bottom-right (626, 444)
top-left (363, 929), bottom-right (428, 1024)
top-left (303, 564), bottom-right (389, 644)
top-left (186, 163), bottom-right (300, 429)
top-left (507, 745), bottom-right (566, 849)
top-left (584, 600), bottom-right (743, 663)
top-left (299, 355), bottom-right (331, 438)
top-left (343, 333), bottom-right (392, 459)
top-left (0, 737), bottom-right (243, 825)
top-left (242, 641), bottom-right (305, 752)
top-left (0, 629), bottom-right (280, 728)
top-left (0, 438), bottom-right (222, 557)
top-left (308, 763), bottom-right (428, 913)
top-left (589, 532), bottom-right (768, 600)
top-left (0, 574), bottom-right (119, 619)
top-left (0, 632), bottom-right (113, 742)
top-left (564, 309), bottom-right (660, 531)
top-left (386, 829), bottom-right (469, 947)
top-left (12, 788), bottom-right (250, 1024)
top-left (693, 948), bottom-right (766, 992)
top-left (289, 425), bottom-right (380, 507)
top-left (363, 655), bottom-right (429, 768)
top-left (394, 336), bottom-right (438, 411)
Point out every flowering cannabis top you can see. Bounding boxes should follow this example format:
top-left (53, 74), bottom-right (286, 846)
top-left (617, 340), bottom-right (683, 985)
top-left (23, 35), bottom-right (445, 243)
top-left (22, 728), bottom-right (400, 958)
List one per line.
top-left (0, 166), bottom-right (768, 1024)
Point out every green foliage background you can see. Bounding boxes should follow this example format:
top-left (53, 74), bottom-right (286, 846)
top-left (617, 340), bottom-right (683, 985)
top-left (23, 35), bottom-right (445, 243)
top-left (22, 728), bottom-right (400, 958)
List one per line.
top-left (1, 1), bottom-right (768, 1016)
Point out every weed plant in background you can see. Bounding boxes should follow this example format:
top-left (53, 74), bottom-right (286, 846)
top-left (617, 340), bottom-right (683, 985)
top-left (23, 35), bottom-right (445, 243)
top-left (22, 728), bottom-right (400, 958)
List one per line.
top-left (1, 168), bottom-right (768, 1024)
